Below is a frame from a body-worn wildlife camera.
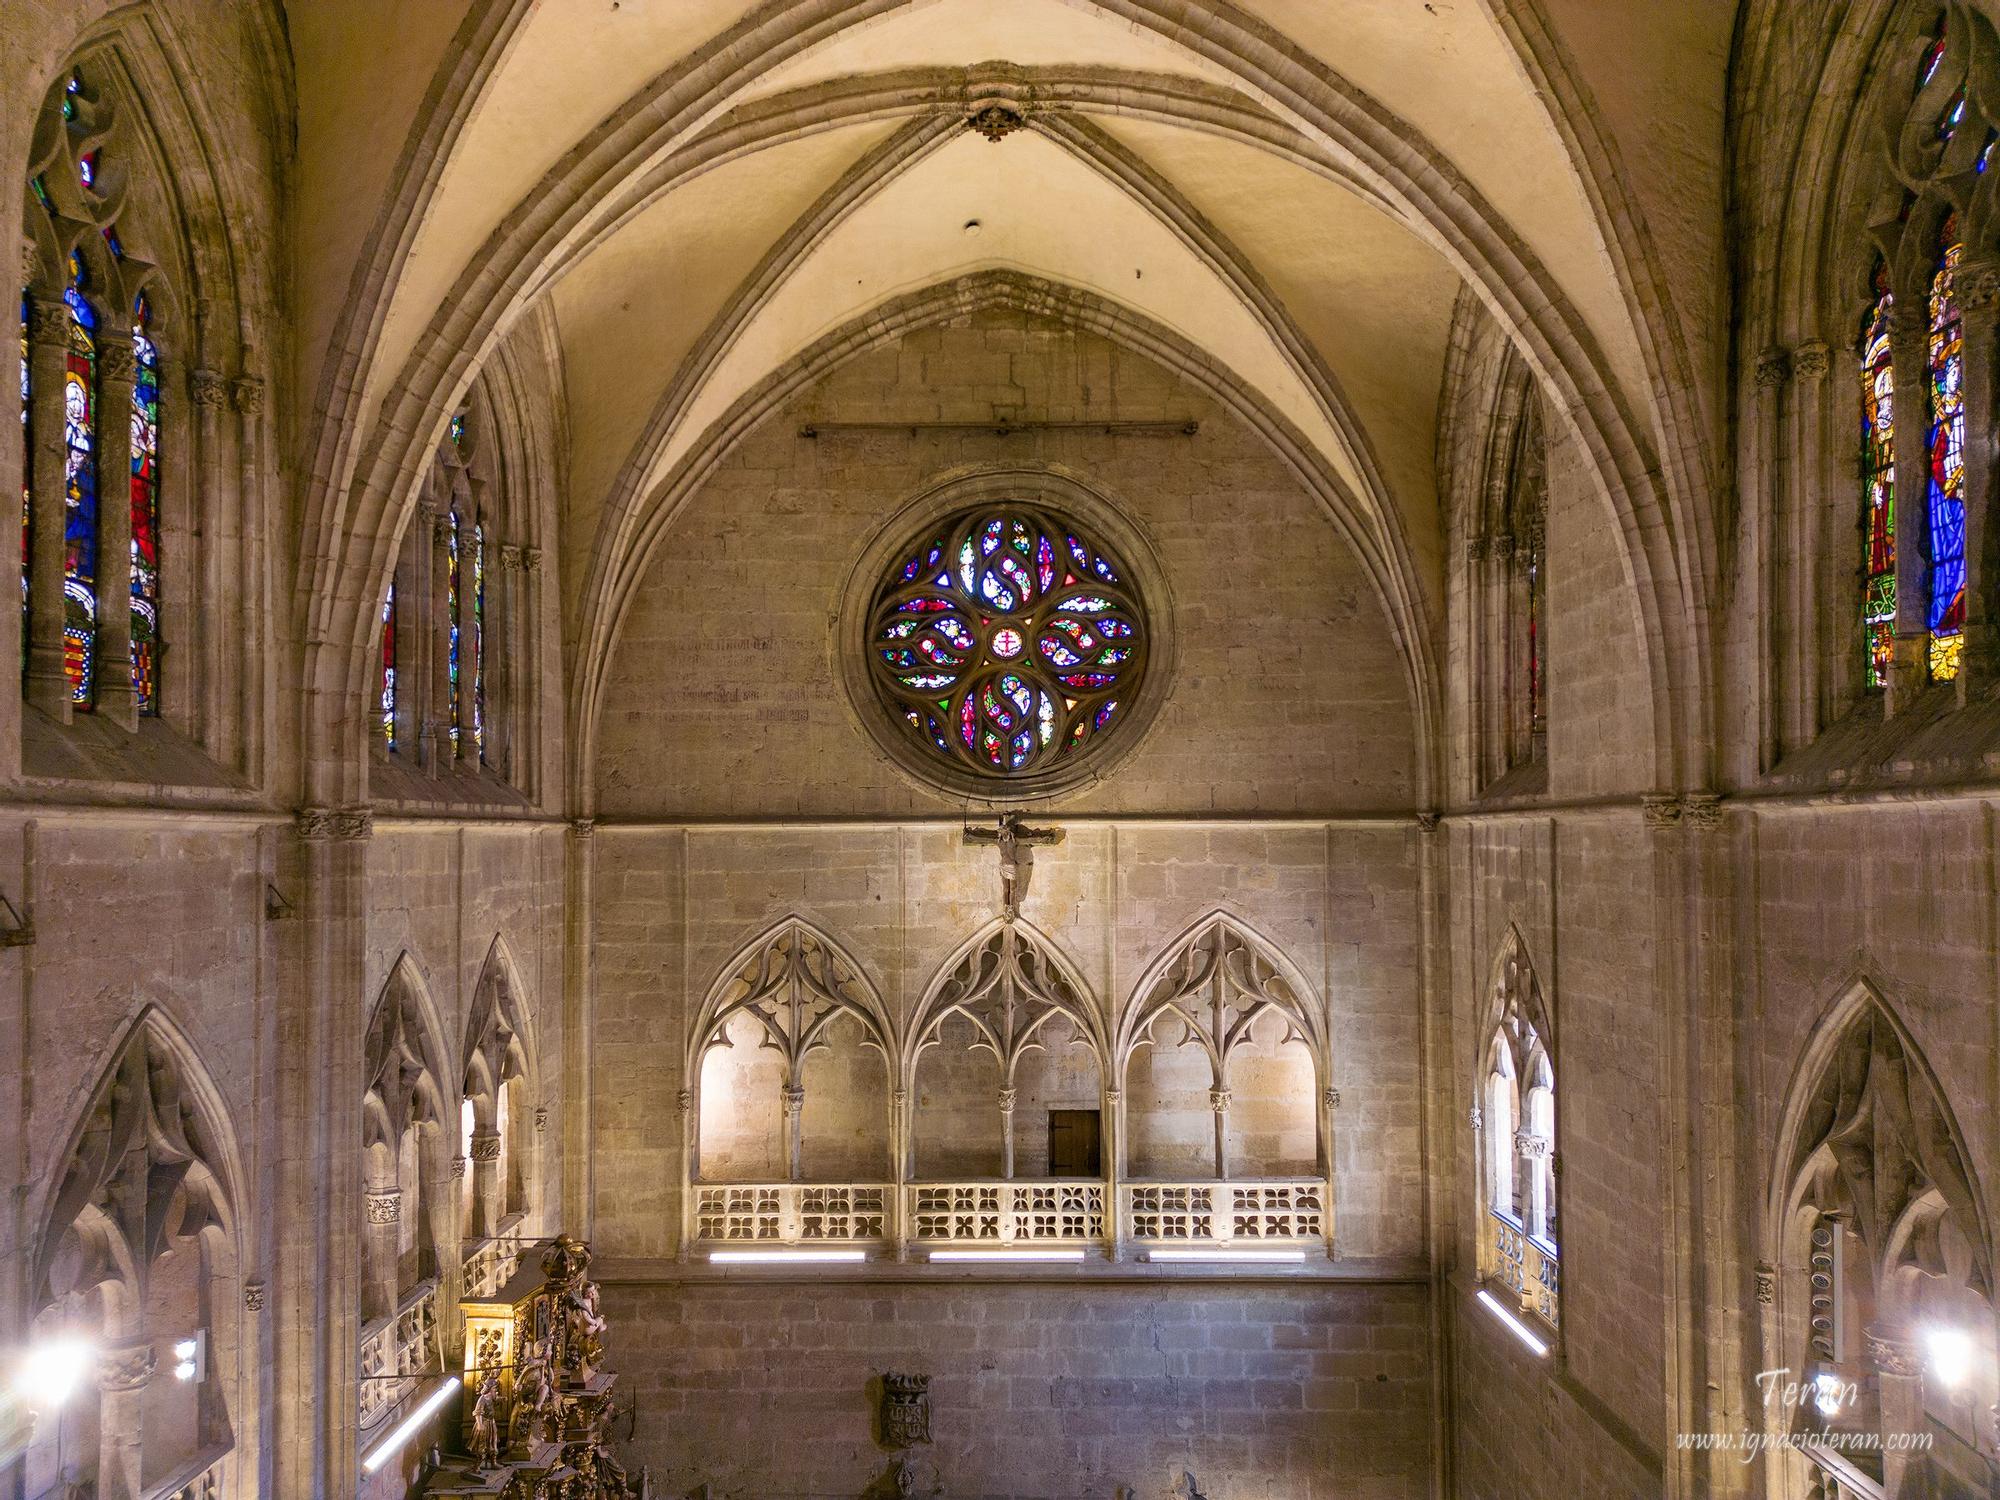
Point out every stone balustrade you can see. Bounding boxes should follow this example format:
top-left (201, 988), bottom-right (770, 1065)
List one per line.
top-left (1122, 1179), bottom-right (1328, 1247)
top-left (1484, 1208), bottom-right (1560, 1330)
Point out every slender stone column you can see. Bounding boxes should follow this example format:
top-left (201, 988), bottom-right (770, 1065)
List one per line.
top-left (92, 332), bottom-right (137, 728)
top-left (424, 502), bottom-right (453, 775)
top-left (362, 1184), bottom-right (402, 1324)
top-left (1786, 341), bottom-right (1830, 744)
top-left (469, 1128), bottom-right (503, 1240)
top-left (188, 369), bottom-right (226, 738)
top-left (998, 1087), bottom-right (1018, 1180)
top-left (782, 1083), bottom-right (806, 1183)
top-left (1101, 1087), bottom-right (1122, 1261)
top-left (1209, 1086), bottom-right (1231, 1179)
top-left (1866, 1324), bottom-right (1926, 1498)
top-left (230, 375), bottom-right (265, 772)
top-left (891, 1088), bottom-right (911, 1262)
top-left (1954, 257), bottom-right (2000, 690)
top-left (497, 543), bottom-right (523, 784)
top-left (23, 293), bottom-right (72, 719)
top-left (1752, 348), bottom-right (1788, 767)
top-left (454, 486), bottom-right (481, 766)
top-left (521, 547), bottom-right (545, 801)
top-left (94, 1338), bottom-right (155, 1500)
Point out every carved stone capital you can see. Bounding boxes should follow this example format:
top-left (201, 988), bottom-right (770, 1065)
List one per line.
top-left (997, 1087), bottom-right (1018, 1113)
top-left (450, 1155), bottom-right (468, 1179)
top-left (520, 547), bottom-right (543, 575)
top-left (1789, 341), bottom-right (1830, 382)
top-left (1514, 1131), bottom-right (1552, 1159)
top-left (96, 1342), bottom-right (158, 1392)
top-left (1102, 1089), bottom-right (1122, 1106)
top-left (1416, 812), bottom-right (1441, 835)
top-left (189, 368), bottom-right (227, 408)
top-left (1888, 302), bottom-right (1931, 343)
top-left (780, 1085), bottom-right (807, 1117)
top-left (1957, 257), bottom-right (2000, 316)
top-left (231, 375), bottom-right (265, 415)
top-left (533, 1104), bottom-right (549, 1132)
top-left (23, 293), bottom-right (67, 347)
top-left (364, 1189), bottom-right (403, 1225)
top-left (1865, 1323), bottom-right (1921, 1377)
top-left (1754, 348), bottom-right (1791, 389)
top-left (676, 1089), bottom-right (692, 1114)
top-left (1465, 533), bottom-right (1490, 563)
top-left (568, 818), bottom-right (595, 841)
top-left (1487, 530), bottom-right (1516, 562)
top-left (244, 1279), bottom-right (266, 1312)
top-left (1682, 792), bottom-right (1724, 830)
top-left (1753, 1263), bottom-right (1775, 1307)
top-left (1640, 793), bottom-right (1683, 830)
top-left (1468, 1103), bottom-right (1482, 1131)
top-left (499, 544), bottom-right (524, 571)
top-left (296, 805), bottom-right (374, 841)
top-left (469, 1129), bottom-right (503, 1163)
top-left (1208, 1088), bottom-right (1232, 1113)
top-left (432, 511), bottom-right (454, 546)
top-left (1323, 1087), bottom-right (1341, 1110)
top-left (96, 336), bottom-right (136, 384)
top-left (892, 1089), bottom-right (909, 1108)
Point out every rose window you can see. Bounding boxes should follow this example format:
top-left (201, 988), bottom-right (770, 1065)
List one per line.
top-left (865, 504), bottom-right (1150, 779)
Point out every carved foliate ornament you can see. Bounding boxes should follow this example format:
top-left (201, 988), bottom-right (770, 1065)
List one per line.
top-left (881, 1372), bottom-right (932, 1448)
top-left (364, 1189), bottom-right (402, 1225)
top-left (966, 103), bottom-right (1027, 141)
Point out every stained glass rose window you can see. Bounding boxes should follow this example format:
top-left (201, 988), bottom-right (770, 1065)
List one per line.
top-left (865, 504), bottom-right (1150, 780)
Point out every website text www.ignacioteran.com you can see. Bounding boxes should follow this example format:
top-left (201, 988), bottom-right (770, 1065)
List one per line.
top-left (1674, 1369), bottom-right (1937, 1462)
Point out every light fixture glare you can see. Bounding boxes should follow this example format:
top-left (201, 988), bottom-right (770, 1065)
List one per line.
top-left (1145, 1248), bottom-right (1307, 1264)
top-left (708, 1249), bottom-right (867, 1264)
top-left (927, 1248), bottom-right (1086, 1263)
top-left (16, 1337), bottom-right (94, 1408)
top-left (1926, 1325), bottom-right (1975, 1390)
top-left (360, 1375), bottom-right (460, 1474)
top-left (1476, 1289), bottom-right (1550, 1357)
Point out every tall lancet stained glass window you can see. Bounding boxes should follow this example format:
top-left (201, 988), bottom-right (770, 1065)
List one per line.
top-left (1927, 223), bottom-right (1966, 682)
top-left (1861, 261), bottom-right (1897, 690)
top-left (380, 582), bottom-right (397, 749)
top-left (130, 292), bottom-right (159, 713)
top-left (61, 252), bottom-right (98, 706)
top-left (472, 521), bottom-right (486, 761)
top-left (446, 509), bottom-right (461, 752)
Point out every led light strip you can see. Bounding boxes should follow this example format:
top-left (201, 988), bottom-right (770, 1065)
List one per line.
top-left (1475, 1289), bottom-right (1549, 1357)
top-left (928, 1248), bottom-right (1087, 1263)
top-left (1144, 1248), bottom-right (1307, 1264)
top-left (361, 1375), bottom-right (461, 1473)
top-left (708, 1249), bottom-right (868, 1264)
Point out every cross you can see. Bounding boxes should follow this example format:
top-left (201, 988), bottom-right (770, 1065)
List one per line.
top-left (963, 811), bottom-right (1064, 919)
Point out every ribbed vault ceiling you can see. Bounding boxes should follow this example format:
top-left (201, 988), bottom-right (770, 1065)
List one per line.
top-left (284, 0), bottom-right (1735, 795)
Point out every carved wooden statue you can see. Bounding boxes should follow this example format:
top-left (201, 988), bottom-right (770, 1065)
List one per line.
top-left (469, 1367), bottom-right (503, 1472)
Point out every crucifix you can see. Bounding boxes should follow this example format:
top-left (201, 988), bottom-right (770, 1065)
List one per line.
top-left (963, 811), bottom-right (1064, 919)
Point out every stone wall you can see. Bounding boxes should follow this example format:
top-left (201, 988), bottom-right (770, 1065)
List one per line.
top-left (606, 1278), bottom-right (1432, 1499)
top-left (594, 309), bottom-right (1420, 820)
top-left (586, 821), bottom-right (1424, 1268)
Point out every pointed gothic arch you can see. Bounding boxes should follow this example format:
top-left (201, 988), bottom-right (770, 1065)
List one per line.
top-left (905, 918), bottom-right (1107, 1181)
top-left (1116, 910), bottom-right (1329, 1181)
top-left (26, 1005), bottom-right (245, 1500)
top-left (1763, 980), bottom-right (1994, 1496)
top-left (360, 955), bottom-right (455, 1326)
top-left (686, 916), bottom-right (895, 1185)
top-left (1473, 926), bottom-right (1559, 1331)
top-left (462, 935), bottom-right (540, 1238)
